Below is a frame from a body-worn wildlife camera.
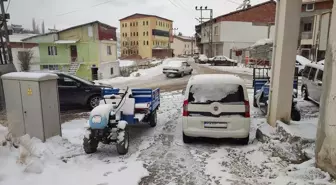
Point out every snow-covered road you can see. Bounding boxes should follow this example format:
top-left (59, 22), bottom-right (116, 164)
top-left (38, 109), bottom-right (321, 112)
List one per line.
top-left (1, 89), bottom-right (330, 185)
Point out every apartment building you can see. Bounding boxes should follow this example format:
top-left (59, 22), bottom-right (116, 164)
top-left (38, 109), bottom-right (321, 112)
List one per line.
top-left (171, 35), bottom-right (198, 56)
top-left (119, 13), bottom-right (173, 59)
top-left (299, 0), bottom-right (333, 61)
top-left (195, 0), bottom-right (276, 59)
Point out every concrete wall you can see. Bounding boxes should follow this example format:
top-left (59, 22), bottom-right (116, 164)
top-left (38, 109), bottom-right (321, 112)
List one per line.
top-left (315, 2), bottom-right (336, 177)
top-left (98, 61), bottom-right (120, 79)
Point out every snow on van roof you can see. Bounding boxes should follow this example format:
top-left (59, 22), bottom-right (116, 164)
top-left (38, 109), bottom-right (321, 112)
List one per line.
top-left (1, 72), bottom-right (59, 81)
top-left (305, 62), bottom-right (324, 71)
top-left (296, 55), bottom-right (312, 65)
top-left (189, 74), bottom-right (245, 85)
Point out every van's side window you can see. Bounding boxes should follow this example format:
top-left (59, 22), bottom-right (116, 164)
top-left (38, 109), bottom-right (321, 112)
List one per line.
top-left (308, 68), bottom-right (317, 80)
top-left (316, 70), bottom-right (323, 81)
top-left (302, 66), bottom-right (311, 78)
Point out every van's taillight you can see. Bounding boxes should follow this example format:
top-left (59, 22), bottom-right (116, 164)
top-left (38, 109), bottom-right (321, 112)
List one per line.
top-left (244, 100), bottom-right (250, 118)
top-left (183, 100), bottom-right (189, 116)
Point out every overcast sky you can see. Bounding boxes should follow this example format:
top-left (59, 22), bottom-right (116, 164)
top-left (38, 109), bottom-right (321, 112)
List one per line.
top-left (8, 0), bottom-right (267, 36)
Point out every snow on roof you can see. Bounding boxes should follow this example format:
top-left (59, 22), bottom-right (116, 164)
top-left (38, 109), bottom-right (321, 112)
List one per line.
top-left (1, 72), bottom-right (58, 81)
top-left (54, 40), bottom-right (78, 44)
top-left (296, 55), bottom-right (312, 65)
top-left (306, 62), bottom-right (324, 71)
top-left (9, 34), bottom-right (37, 43)
top-left (189, 74), bottom-right (245, 85)
top-left (119, 60), bottom-right (137, 67)
top-left (251, 38), bottom-right (273, 48)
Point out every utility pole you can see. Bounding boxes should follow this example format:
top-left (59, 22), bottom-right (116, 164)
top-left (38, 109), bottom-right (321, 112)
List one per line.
top-left (191, 36), bottom-right (194, 55)
top-left (168, 27), bottom-right (178, 49)
top-left (195, 6), bottom-right (213, 57)
top-left (0, 0), bottom-right (12, 64)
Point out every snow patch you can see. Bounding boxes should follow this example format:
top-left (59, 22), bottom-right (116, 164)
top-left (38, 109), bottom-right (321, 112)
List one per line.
top-left (189, 83), bottom-right (239, 103)
top-left (119, 60), bottom-right (136, 67)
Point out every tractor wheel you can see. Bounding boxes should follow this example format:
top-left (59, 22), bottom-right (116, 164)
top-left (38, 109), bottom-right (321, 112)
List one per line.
top-left (149, 111), bottom-right (157, 127)
top-left (83, 135), bottom-right (99, 154)
top-left (116, 129), bottom-right (129, 155)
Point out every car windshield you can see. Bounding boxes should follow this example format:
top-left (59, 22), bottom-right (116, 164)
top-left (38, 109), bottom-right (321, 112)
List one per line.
top-left (188, 84), bottom-right (245, 104)
top-left (166, 61), bottom-right (183, 67)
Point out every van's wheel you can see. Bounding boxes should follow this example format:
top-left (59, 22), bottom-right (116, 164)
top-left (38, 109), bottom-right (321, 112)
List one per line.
top-left (149, 111), bottom-right (157, 127)
top-left (253, 98), bottom-right (258, 107)
top-left (183, 132), bottom-right (193, 143)
top-left (83, 132), bottom-right (99, 154)
top-left (301, 86), bottom-right (309, 100)
top-left (88, 95), bottom-right (101, 109)
top-left (239, 135), bottom-right (249, 145)
top-left (291, 107), bottom-right (301, 121)
top-left (189, 70), bottom-right (193, 75)
top-left (116, 129), bottom-right (129, 155)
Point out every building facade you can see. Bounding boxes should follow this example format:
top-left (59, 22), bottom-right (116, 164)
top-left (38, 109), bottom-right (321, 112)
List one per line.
top-left (299, 0), bottom-right (333, 62)
top-left (9, 34), bottom-right (40, 72)
top-left (119, 13), bottom-right (173, 59)
top-left (23, 21), bottom-right (118, 80)
top-left (171, 35), bottom-right (198, 56)
top-left (195, 1), bottom-right (276, 59)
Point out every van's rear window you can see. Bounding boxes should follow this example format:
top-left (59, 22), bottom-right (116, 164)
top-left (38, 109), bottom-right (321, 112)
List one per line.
top-left (188, 84), bottom-right (245, 104)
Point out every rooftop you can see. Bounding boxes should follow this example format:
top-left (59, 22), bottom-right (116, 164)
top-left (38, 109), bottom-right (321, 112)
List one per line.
top-left (9, 34), bottom-right (37, 43)
top-left (174, 35), bottom-right (193, 41)
top-left (119, 13), bottom-right (173, 22)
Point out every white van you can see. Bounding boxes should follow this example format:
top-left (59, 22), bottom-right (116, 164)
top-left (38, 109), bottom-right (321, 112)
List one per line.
top-left (301, 63), bottom-right (324, 104)
top-left (182, 74), bottom-right (251, 144)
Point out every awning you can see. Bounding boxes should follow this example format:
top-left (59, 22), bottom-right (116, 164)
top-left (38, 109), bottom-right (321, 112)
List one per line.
top-left (54, 40), bottom-right (78, 44)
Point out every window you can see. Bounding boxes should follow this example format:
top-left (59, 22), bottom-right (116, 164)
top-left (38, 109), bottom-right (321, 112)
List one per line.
top-left (107, 46), bottom-right (112, 55)
top-left (185, 44), bottom-right (186, 48)
top-left (136, 32), bottom-right (138, 36)
top-left (188, 84), bottom-right (244, 104)
top-left (125, 33), bottom-right (127, 37)
top-left (131, 32), bottom-right (133, 36)
top-left (122, 33), bottom-right (124, 37)
top-left (146, 21), bottom-right (148, 25)
top-left (143, 21), bottom-right (145, 25)
top-left (147, 41), bottom-right (149, 45)
top-left (156, 21), bottom-right (158, 25)
top-left (48, 46), bottom-right (57, 55)
top-left (143, 32), bottom-right (145, 36)
top-left (306, 3), bottom-right (315, 11)
top-left (146, 31), bottom-right (148, 36)
top-left (58, 76), bottom-right (77, 87)
top-left (130, 23), bottom-right (132, 27)
top-left (308, 67), bottom-right (317, 80)
top-left (123, 50), bottom-right (125, 54)
top-left (125, 23), bottom-right (127, 27)
top-left (122, 23), bottom-right (124, 27)
top-left (110, 67), bottom-right (114, 75)
top-left (133, 32), bottom-right (136, 36)
top-left (303, 23), bottom-right (312, 32)
top-left (136, 22), bottom-right (138, 26)
top-left (302, 66), bottom-right (311, 78)
top-left (214, 26), bottom-right (219, 35)
top-left (143, 41), bottom-right (145, 45)
top-left (316, 70), bottom-right (323, 81)
top-left (137, 41), bottom-right (139, 45)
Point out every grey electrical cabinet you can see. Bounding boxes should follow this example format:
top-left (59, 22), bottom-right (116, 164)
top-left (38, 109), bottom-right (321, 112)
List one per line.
top-left (1, 72), bottom-right (61, 142)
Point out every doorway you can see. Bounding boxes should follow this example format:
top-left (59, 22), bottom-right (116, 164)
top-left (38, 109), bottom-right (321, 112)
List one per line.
top-left (70, 45), bottom-right (78, 62)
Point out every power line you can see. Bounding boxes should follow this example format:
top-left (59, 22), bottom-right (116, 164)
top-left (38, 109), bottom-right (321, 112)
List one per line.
top-left (57, 0), bottom-right (112, 16)
top-left (5, 0), bottom-right (11, 13)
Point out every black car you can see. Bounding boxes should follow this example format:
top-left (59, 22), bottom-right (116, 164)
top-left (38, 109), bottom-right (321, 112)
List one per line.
top-left (51, 72), bottom-right (111, 109)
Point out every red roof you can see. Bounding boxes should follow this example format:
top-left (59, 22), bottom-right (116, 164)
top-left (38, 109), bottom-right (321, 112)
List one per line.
top-left (119, 13), bottom-right (173, 22)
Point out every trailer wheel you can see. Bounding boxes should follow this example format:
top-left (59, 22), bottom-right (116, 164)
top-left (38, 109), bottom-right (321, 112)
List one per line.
top-left (116, 129), bottom-right (129, 155)
top-left (83, 132), bottom-right (99, 154)
top-left (149, 111), bottom-right (157, 127)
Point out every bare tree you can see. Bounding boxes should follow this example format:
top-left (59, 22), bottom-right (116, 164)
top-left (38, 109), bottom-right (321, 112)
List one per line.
top-left (121, 37), bottom-right (138, 57)
top-left (42, 21), bottom-right (45, 34)
top-left (18, 50), bottom-right (34, 72)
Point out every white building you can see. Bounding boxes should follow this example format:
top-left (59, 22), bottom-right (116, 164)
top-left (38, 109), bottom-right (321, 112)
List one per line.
top-left (171, 35), bottom-right (198, 56)
top-left (195, 0), bottom-right (276, 60)
top-left (9, 34), bottom-right (40, 71)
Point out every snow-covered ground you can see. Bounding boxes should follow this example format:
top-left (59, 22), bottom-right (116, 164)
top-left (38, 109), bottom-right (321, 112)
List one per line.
top-left (0, 89), bottom-right (332, 185)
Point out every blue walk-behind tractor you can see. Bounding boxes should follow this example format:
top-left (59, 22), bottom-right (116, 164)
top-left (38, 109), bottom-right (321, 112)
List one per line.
top-left (253, 67), bottom-right (301, 121)
top-left (83, 87), bottom-right (160, 155)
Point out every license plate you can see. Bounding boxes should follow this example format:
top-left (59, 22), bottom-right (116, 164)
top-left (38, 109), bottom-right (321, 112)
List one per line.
top-left (204, 122), bottom-right (228, 128)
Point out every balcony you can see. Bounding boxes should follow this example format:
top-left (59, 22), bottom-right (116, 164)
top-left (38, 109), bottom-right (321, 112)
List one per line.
top-left (301, 31), bottom-right (313, 40)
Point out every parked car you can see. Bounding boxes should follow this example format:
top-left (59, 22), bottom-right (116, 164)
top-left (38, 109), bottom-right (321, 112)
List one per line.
top-left (48, 72), bottom-right (112, 109)
top-left (197, 54), bottom-right (208, 64)
top-left (163, 60), bottom-right (193, 77)
top-left (182, 74), bottom-right (251, 145)
top-left (208, 56), bottom-right (237, 66)
top-left (301, 63), bottom-right (324, 104)
top-left (296, 55), bottom-right (312, 75)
